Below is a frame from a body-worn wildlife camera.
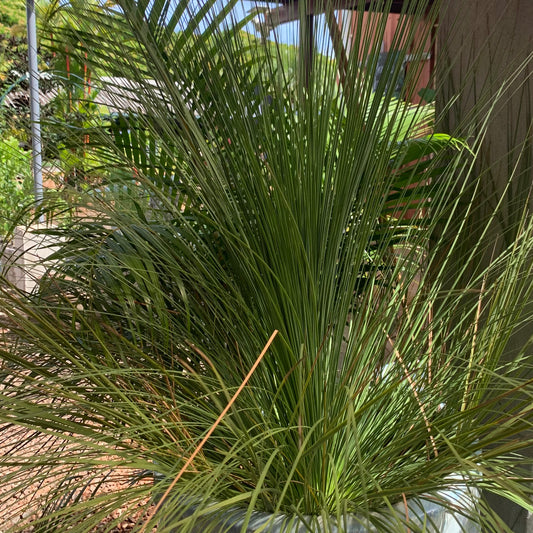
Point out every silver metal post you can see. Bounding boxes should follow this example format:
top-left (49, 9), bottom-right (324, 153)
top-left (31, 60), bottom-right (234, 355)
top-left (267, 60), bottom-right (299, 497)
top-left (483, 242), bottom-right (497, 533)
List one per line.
top-left (26, 0), bottom-right (44, 218)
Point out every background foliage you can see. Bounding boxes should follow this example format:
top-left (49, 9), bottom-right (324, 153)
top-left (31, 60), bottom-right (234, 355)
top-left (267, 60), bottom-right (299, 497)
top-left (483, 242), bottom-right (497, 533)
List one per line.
top-left (0, 136), bottom-right (33, 235)
top-left (0, 2), bottom-right (26, 37)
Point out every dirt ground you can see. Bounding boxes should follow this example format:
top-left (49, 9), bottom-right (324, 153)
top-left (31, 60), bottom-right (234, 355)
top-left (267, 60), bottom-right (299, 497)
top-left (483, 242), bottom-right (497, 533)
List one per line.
top-left (0, 308), bottom-right (158, 532)
top-left (0, 422), bottom-right (158, 533)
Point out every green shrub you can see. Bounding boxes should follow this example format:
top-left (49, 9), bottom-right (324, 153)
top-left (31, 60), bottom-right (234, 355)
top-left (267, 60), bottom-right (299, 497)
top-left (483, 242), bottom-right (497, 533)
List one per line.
top-left (0, 135), bottom-right (33, 235)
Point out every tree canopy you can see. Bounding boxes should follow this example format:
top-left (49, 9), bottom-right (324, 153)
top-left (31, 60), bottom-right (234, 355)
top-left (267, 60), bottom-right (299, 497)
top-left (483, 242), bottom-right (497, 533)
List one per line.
top-left (0, 2), bottom-right (26, 36)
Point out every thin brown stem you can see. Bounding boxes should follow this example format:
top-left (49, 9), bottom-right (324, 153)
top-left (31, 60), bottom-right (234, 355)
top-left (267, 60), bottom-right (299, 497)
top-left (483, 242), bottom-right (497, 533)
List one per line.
top-left (139, 330), bottom-right (278, 533)
top-left (388, 334), bottom-right (438, 458)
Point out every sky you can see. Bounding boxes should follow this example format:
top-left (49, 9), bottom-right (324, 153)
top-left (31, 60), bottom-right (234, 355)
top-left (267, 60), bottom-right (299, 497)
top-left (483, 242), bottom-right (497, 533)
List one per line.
top-left (88, 0), bottom-right (333, 55)
top-left (58, 0), bottom-right (331, 51)
top-left (232, 1), bottom-right (299, 45)
top-left (187, 1), bottom-right (332, 55)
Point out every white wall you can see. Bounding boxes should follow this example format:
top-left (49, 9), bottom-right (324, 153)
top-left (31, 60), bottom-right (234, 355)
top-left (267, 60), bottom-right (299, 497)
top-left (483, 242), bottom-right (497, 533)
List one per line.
top-left (1, 225), bottom-right (58, 293)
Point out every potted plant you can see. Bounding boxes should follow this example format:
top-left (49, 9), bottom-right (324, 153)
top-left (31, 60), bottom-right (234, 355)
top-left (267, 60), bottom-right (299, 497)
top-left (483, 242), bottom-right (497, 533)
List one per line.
top-left (1, 1), bottom-right (532, 532)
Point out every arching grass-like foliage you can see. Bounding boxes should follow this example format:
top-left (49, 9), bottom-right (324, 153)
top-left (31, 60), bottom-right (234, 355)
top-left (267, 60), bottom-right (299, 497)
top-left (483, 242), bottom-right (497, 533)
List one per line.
top-left (1, 1), bottom-right (532, 531)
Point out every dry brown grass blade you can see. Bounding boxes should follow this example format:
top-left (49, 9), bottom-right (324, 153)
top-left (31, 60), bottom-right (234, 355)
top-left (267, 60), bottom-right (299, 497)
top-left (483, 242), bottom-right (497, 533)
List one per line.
top-left (387, 335), bottom-right (439, 459)
top-left (139, 330), bottom-right (279, 533)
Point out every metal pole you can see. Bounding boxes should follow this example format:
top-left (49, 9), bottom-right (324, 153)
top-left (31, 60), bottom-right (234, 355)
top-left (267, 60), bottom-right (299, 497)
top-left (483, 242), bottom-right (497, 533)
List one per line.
top-left (26, 0), bottom-right (44, 219)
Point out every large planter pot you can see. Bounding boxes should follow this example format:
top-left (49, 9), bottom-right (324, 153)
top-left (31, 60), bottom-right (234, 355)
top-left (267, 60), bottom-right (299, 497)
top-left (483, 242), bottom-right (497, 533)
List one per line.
top-left (159, 484), bottom-right (480, 533)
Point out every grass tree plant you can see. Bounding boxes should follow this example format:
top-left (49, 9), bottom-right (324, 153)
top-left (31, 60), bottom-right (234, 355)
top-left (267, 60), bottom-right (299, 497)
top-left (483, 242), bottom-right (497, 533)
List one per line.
top-left (1, 0), bottom-right (532, 531)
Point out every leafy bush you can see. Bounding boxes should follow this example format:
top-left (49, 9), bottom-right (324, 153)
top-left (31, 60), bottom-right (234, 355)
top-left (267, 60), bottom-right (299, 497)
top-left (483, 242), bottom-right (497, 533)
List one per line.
top-left (0, 136), bottom-right (33, 235)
